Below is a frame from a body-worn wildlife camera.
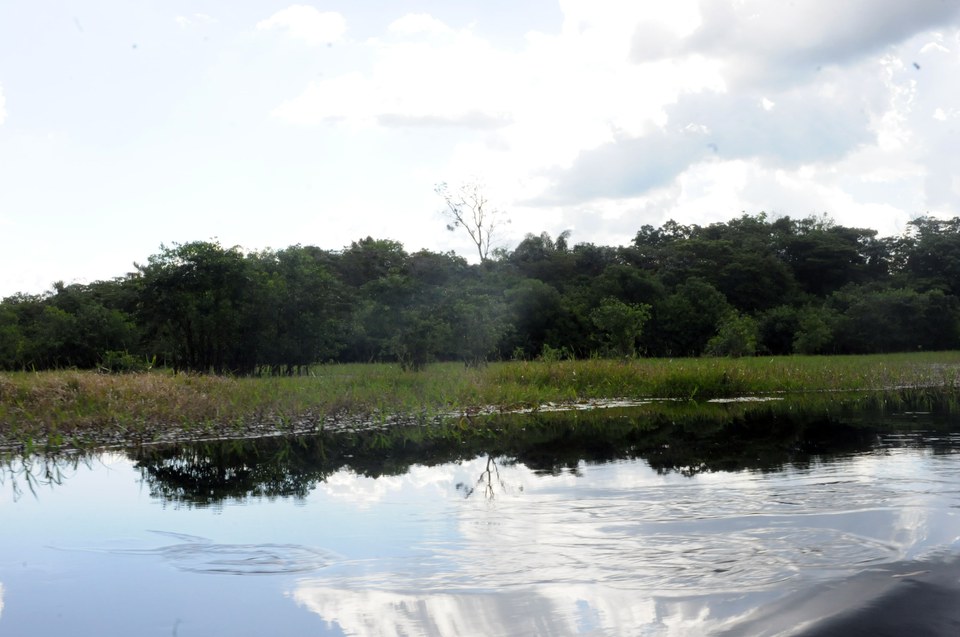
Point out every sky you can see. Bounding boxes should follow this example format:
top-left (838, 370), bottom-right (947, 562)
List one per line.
top-left (1, 1), bottom-right (959, 297)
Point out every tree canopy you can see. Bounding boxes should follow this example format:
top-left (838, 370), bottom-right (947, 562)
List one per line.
top-left (3, 213), bottom-right (960, 373)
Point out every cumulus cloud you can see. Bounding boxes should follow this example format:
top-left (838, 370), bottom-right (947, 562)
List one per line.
top-left (549, 62), bottom-right (879, 205)
top-left (548, 8), bottom-right (960, 228)
top-left (269, 7), bottom-right (722, 202)
top-left (175, 13), bottom-right (216, 29)
top-left (641, 0), bottom-right (960, 86)
top-left (387, 13), bottom-right (452, 37)
top-left (268, 1), bottom-right (960, 244)
top-left (257, 5), bottom-right (346, 45)
top-left (545, 130), bottom-right (706, 203)
top-left (271, 15), bottom-right (518, 129)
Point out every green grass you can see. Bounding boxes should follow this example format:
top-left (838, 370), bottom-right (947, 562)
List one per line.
top-left (491, 352), bottom-right (960, 400)
top-left (1, 352), bottom-right (959, 451)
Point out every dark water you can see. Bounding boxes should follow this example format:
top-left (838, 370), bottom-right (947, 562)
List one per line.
top-left (2, 408), bottom-right (960, 636)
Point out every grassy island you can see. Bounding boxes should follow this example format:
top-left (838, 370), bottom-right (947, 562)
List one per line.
top-left (2, 351), bottom-right (959, 453)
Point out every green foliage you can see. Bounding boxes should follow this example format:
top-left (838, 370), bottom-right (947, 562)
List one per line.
top-left (138, 241), bottom-right (258, 374)
top-left (0, 306), bottom-right (23, 368)
top-left (449, 293), bottom-right (508, 367)
top-left (100, 350), bottom-right (152, 374)
top-left (706, 312), bottom-right (759, 357)
top-left (4, 354), bottom-right (960, 451)
top-left (502, 278), bottom-right (563, 359)
top-left (5, 213), bottom-right (960, 374)
top-left (537, 343), bottom-right (573, 362)
top-left (793, 306), bottom-right (838, 355)
top-left (589, 297), bottom-right (651, 357)
top-left (389, 306), bottom-right (451, 372)
top-left (652, 278), bottom-right (732, 357)
top-left (899, 217), bottom-right (960, 296)
top-left (829, 286), bottom-right (960, 354)
top-left (251, 246), bottom-right (349, 374)
top-left (757, 305), bottom-right (801, 355)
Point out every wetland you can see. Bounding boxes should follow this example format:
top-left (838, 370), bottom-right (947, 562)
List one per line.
top-left (3, 382), bottom-right (960, 636)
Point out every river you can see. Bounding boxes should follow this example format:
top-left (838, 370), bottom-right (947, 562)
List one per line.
top-left (1, 407), bottom-right (959, 636)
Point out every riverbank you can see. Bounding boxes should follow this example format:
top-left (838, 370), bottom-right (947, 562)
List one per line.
top-left (2, 352), bottom-right (959, 452)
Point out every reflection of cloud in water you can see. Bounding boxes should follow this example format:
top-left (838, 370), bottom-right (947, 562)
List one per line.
top-left (295, 449), bottom-right (960, 635)
top-left (0, 581), bottom-right (4, 619)
top-left (293, 582), bottom-right (656, 637)
top-left (293, 581), bottom-right (804, 636)
top-left (319, 472), bottom-right (406, 507)
top-left (317, 462), bottom-right (495, 507)
top-left (845, 451), bottom-right (946, 558)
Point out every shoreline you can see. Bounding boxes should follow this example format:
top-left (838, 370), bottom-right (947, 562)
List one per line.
top-left (2, 353), bottom-right (960, 454)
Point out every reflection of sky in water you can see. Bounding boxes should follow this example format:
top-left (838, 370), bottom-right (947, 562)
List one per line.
top-left (1, 444), bottom-right (959, 635)
top-left (288, 450), bottom-right (960, 636)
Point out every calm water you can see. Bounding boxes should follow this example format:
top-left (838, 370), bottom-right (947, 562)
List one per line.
top-left (2, 419), bottom-right (960, 636)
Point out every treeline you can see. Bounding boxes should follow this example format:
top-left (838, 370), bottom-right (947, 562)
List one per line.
top-left (2, 214), bottom-right (960, 373)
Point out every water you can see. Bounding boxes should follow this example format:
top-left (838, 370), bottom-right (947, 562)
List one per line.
top-left (2, 418), bottom-right (960, 636)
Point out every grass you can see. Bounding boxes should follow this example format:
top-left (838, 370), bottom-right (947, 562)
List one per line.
top-left (2, 351), bottom-right (959, 452)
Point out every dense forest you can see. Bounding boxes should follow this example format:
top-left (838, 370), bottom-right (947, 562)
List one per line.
top-left (2, 213), bottom-right (959, 374)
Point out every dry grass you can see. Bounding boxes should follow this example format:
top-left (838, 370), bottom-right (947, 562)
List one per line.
top-left (2, 352), bottom-right (959, 451)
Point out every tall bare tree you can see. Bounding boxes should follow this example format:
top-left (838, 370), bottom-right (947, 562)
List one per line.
top-left (435, 180), bottom-right (507, 262)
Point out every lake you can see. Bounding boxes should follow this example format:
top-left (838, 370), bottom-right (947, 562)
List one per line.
top-left (2, 404), bottom-right (960, 636)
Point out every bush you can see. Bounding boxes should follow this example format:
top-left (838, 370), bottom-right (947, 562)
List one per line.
top-left (706, 312), bottom-right (758, 357)
top-left (100, 350), bottom-right (152, 374)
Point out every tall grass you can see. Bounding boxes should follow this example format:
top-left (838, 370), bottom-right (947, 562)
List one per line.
top-left (1, 352), bottom-right (959, 451)
top-left (489, 352), bottom-right (960, 400)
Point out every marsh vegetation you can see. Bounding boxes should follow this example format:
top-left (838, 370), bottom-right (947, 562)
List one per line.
top-left (2, 352), bottom-right (958, 452)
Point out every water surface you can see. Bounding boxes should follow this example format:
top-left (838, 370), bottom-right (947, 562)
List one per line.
top-left (2, 411), bottom-right (960, 636)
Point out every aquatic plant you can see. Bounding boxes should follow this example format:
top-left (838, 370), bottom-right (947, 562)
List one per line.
top-left (0, 352), bottom-right (958, 452)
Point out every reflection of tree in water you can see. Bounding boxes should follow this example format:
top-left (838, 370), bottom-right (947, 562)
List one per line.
top-left (7, 394), bottom-right (957, 506)
top-left (133, 436), bottom-right (339, 507)
top-left (133, 399), bottom-right (954, 507)
top-left (0, 452), bottom-right (88, 501)
top-left (456, 455), bottom-right (515, 500)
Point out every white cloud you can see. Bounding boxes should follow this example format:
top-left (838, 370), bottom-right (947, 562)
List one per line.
top-left (388, 13), bottom-right (452, 37)
top-left (679, 0), bottom-right (960, 87)
top-left (272, 17), bottom-right (519, 130)
top-left (266, 2), bottom-right (960, 252)
top-left (290, 450), bottom-right (948, 637)
top-left (175, 13), bottom-right (216, 29)
top-left (270, 8), bottom-right (723, 226)
top-left (0, 83), bottom-right (6, 125)
top-left (257, 5), bottom-right (346, 46)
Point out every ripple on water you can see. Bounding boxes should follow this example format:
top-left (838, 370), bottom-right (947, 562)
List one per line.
top-left (59, 531), bottom-right (339, 576)
top-left (160, 542), bottom-right (337, 575)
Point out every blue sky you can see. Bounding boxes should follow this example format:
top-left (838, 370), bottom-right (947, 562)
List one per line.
top-left (2, 1), bottom-right (959, 296)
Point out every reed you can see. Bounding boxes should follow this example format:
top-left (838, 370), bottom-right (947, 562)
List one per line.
top-left (1, 352), bottom-right (959, 451)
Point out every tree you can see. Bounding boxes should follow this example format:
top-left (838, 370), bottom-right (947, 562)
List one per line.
top-left (435, 179), bottom-right (508, 262)
top-left (448, 290), bottom-right (508, 367)
top-left (251, 246), bottom-right (349, 374)
top-left (138, 241), bottom-right (255, 373)
top-left (589, 297), bottom-right (652, 358)
top-left (898, 216), bottom-right (960, 296)
top-left (829, 286), bottom-right (960, 354)
top-left (706, 312), bottom-right (759, 357)
top-left (502, 278), bottom-right (563, 359)
top-left (650, 278), bottom-right (732, 357)
top-left (757, 305), bottom-right (802, 355)
top-left (778, 218), bottom-right (881, 296)
top-left (793, 306), bottom-right (838, 355)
